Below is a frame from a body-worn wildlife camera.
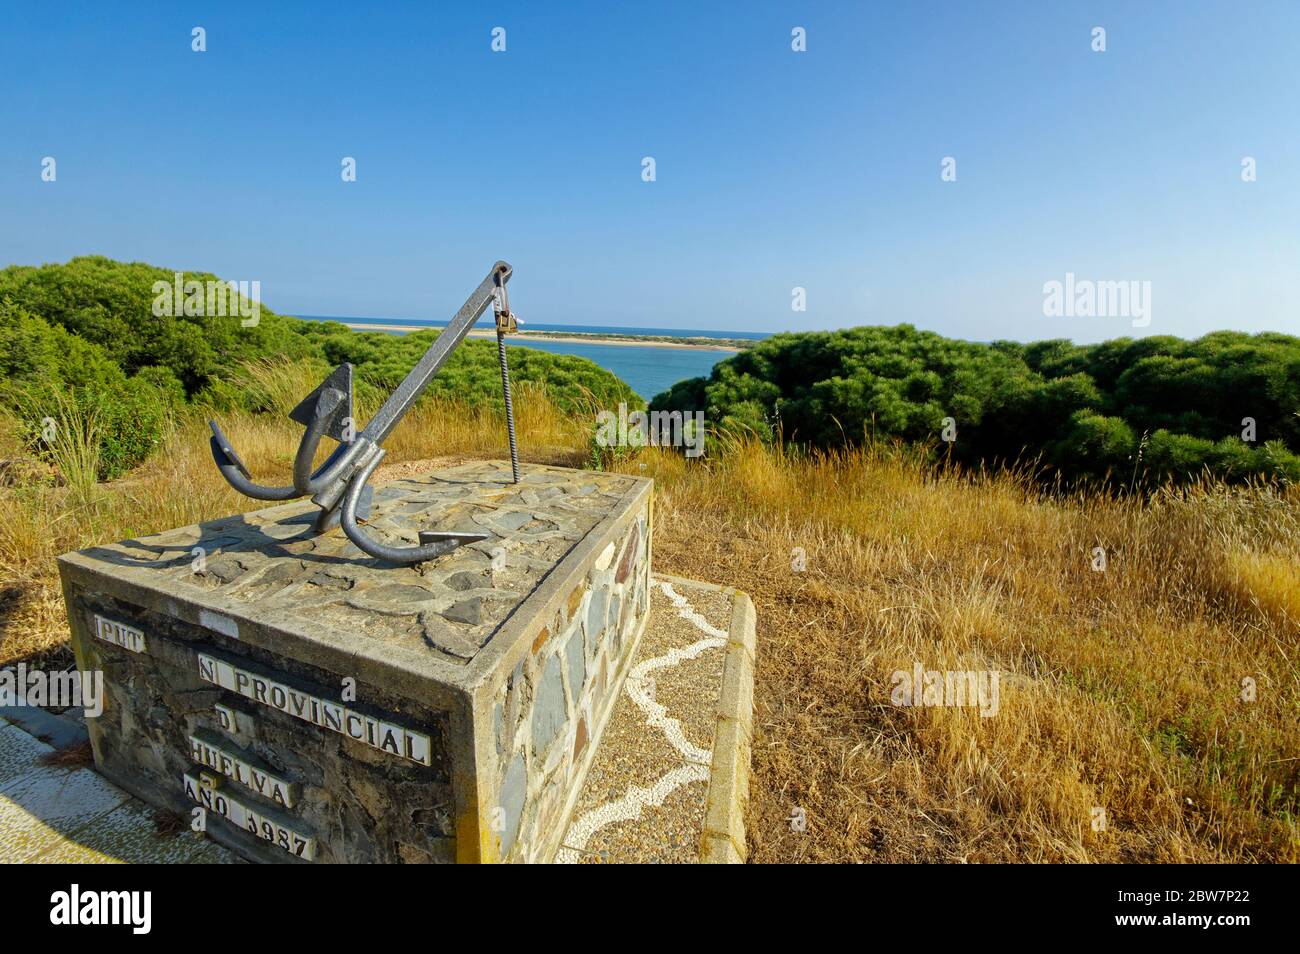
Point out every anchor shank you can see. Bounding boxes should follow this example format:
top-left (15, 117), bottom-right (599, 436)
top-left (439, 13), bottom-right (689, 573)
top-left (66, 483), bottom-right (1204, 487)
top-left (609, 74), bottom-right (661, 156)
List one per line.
top-left (360, 261), bottom-right (512, 446)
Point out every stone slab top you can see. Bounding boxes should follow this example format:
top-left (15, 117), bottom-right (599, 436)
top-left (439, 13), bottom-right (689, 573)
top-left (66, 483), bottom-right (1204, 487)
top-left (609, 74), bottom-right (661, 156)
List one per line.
top-left (59, 461), bottom-right (650, 694)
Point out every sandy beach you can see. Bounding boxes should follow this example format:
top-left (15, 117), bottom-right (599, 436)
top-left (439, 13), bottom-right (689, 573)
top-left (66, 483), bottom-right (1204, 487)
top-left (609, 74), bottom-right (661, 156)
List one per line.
top-left (340, 322), bottom-right (742, 352)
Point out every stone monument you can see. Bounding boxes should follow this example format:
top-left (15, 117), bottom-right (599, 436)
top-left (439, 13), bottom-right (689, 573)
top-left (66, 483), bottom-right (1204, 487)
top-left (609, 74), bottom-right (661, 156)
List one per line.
top-left (57, 263), bottom-right (658, 862)
top-left (59, 460), bottom-right (653, 862)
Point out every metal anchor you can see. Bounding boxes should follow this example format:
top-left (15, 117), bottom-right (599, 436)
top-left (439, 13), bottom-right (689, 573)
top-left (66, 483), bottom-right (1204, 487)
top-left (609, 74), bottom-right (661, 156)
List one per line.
top-left (208, 261), bottom-right (522, 565)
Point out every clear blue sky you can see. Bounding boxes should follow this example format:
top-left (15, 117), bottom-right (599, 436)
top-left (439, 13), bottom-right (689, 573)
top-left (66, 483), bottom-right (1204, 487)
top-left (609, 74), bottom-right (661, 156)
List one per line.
top-left (2, 1), bottom-right (1296, 341)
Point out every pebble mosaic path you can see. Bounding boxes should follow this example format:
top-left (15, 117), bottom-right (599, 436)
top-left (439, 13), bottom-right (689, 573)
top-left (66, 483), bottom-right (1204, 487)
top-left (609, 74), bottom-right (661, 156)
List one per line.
top-left (558, 578), bottom-right (745, 863)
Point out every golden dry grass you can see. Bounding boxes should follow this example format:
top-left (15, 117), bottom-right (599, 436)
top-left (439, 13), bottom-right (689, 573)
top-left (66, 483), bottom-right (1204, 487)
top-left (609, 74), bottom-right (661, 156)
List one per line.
top-left (1, 382), bottom-right (1296, 863)
top-left (618, 438), bottom-right (1299, 863)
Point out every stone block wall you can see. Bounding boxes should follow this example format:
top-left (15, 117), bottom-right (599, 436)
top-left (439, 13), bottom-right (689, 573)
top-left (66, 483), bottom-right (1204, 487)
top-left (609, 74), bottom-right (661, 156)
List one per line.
top-left (480, 499), bottom-right (652, 862)
top-left (62, 589), bottom-right (458, 863)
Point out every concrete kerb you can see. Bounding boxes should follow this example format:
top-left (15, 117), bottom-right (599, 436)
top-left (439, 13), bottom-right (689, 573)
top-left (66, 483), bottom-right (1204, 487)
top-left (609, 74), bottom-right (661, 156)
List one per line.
top-left (654, 574), bottom-right (756, 864)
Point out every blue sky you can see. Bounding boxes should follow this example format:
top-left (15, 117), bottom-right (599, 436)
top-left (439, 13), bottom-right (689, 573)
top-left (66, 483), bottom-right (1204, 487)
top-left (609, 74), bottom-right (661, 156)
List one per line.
top-left (1, 1), bottom-right (1296, 341)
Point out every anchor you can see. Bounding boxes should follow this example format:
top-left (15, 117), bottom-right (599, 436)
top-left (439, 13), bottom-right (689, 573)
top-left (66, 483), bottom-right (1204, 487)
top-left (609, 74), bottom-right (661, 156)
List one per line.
top-left (208, 261), bottom-right (523, 565)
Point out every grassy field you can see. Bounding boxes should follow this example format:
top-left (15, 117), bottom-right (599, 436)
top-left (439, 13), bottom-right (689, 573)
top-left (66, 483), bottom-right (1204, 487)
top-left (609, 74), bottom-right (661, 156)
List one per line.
top-left (1, 378), bottom-right (1296, 863)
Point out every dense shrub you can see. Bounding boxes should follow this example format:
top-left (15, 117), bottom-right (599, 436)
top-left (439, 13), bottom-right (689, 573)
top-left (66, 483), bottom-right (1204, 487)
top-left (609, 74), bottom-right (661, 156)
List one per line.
top-left (0, 301), bottom-right (171, 479)
top-left (652, 325), bottom-right (1300, 486)
top-left (0, 256), bottom-right (314, 396)
top-left (0, 258), bottom-right (638, 478)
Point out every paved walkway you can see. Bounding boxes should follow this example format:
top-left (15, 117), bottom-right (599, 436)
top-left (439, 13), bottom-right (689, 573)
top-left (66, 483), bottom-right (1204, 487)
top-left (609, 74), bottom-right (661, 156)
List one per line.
top-left (0, 709), bottom-right (231, 864)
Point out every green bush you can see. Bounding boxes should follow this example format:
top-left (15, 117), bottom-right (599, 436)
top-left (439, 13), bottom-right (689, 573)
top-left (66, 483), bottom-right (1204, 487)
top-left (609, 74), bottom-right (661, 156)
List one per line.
top-left (0, 258), bottom-right (641, 479)
top-left (651, 325), bottom-right (1300, 487)
top-left (1051, 411), bottom-right (1136, 480)
top-left (134, 366), bottom-right (187, 411)
top-left (0, 301), bottom-right (172, 479)
top-left (83, 375), bottom-right (172, 479)
top-left (0, 256), bottom-right (314, 396)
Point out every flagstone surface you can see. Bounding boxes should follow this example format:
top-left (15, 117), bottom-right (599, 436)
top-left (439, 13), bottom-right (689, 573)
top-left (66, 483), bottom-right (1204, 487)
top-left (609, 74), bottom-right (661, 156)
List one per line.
top-left (0, 717), bottom-right (232, 864)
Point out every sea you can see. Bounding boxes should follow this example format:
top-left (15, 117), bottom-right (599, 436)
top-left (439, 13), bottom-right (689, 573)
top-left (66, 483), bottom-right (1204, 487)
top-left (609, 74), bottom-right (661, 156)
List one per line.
top-left (297, 317), bottom-right (768, 400)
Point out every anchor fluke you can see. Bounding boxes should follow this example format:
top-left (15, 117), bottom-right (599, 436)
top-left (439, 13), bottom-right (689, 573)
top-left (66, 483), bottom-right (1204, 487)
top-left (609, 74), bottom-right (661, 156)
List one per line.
top-left (288, 362), bottom-right (356, 443)
top-left (209, 420), bottom-right (251, 478)
top-left (417, 530), bottom-right (491, 547)
top-left (208, 420), bottom-right (299, 501)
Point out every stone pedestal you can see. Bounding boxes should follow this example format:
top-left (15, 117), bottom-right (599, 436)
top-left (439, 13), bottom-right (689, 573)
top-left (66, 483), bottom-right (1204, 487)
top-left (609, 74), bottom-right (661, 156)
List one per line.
top-left (58, 461), bottom-right (652, 863)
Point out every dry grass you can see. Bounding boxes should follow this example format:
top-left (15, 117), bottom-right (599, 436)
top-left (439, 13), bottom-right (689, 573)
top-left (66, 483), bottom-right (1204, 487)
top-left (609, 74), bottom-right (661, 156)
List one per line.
top-left (151, 808), bottom-right (190, 838)
top-left (38, 739), bottom-right (94, 769)
top-left (1, 379), bottom-right (1296, 863)
top-left (616, 438), bottom-right (1299, 862)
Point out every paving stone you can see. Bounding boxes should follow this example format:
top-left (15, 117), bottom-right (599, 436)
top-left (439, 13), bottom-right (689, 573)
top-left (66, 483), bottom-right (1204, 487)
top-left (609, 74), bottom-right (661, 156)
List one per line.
top-left (0, 705), bottom-right (88, 751)
top-left (495, 511), bottom-right (534, 531)
top-left (0, 722), bottom-right (51, 788)
top-left (445, 571), bottom-right (486, 592)
top-left (0, 716), bottom-right (238, 864)
top-left (39, 801), bottom-right (226, 864)
top-left (0, 763), bottom-right (128, 864)
top-left (443, 597), bottom-right (484, 625)
top-left (532, 654), bottom-right (567, 757)
top-left (496, 754), bottom-right (527, 858)
top-left (564, 624), bottom-right (585, 705)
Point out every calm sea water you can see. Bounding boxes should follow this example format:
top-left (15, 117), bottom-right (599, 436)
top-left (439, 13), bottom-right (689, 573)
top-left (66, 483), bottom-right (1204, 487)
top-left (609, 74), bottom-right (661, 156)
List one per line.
top-left (298, 316), bottom-right (762, 400)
